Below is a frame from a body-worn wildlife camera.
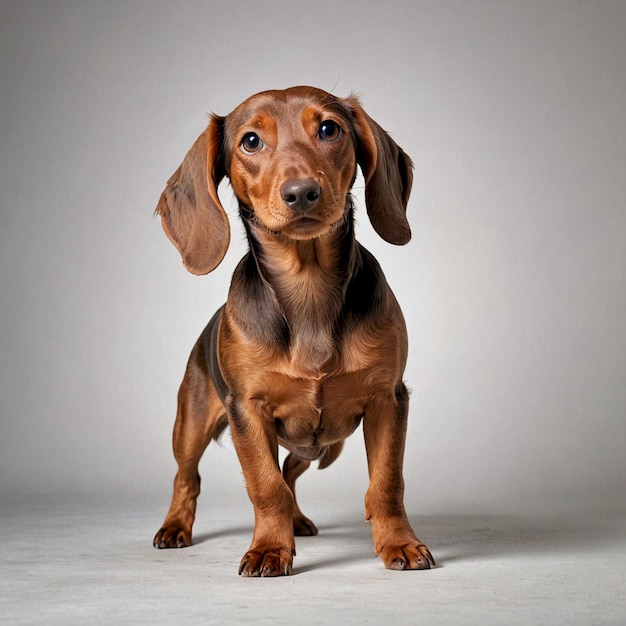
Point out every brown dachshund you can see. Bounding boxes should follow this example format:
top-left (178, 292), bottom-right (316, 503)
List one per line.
top-left (153, 86), bottom-right (434, 576)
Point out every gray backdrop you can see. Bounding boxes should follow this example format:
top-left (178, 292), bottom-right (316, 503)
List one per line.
top-left (1, 0), bottom-right (624, 515)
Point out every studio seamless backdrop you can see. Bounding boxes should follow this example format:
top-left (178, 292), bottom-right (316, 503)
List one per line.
top-left (1, 1), bottom-right (625, 515)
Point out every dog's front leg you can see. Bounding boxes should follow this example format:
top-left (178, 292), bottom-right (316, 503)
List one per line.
top-left (363, 383), bottom-right (435, 570)
top-left (228, 395), bottom-right (296, 577)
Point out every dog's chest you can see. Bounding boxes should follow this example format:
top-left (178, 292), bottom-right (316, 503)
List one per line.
top-left (268, 368), bottom-right (371, 453)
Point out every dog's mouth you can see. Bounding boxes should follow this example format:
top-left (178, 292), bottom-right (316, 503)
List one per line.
top-left (284, 216), bottom-right (328, 239)
top-left (293, 216), bottom-right (321, 227)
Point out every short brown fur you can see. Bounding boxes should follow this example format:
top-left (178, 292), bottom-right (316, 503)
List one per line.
top-left (154, 86), bottom-right (434, 576)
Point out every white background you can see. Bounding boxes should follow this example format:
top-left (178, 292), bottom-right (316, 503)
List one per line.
top-left (1, 0), bottom-right (624, 516)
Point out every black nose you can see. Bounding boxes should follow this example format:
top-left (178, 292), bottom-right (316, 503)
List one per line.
top-left (280, 179), bottom-right (321, 212)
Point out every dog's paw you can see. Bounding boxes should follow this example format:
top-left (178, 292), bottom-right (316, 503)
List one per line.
top-left (238, 547), bottom-right (294, 577)
top-left (153, 525), bottom-right (191, 549)
top-left (293, 514), bottom-right (318, 537)
top-left (380, 541), bottom-right (435, 570)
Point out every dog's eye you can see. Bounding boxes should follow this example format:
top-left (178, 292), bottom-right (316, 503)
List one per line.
top-left (241, 133), bottom-right (263, 154)
top-left (318, 120), bottom-right (342, 142)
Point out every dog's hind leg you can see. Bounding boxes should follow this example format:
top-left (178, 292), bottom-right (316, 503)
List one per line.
top-left (282, 441), bottom-right (344, 536)
top-left (282, 453), bottom-right (318, 536)
top-left (153, 336), bottom-right (227, 548)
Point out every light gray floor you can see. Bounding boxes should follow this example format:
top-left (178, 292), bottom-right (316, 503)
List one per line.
top-left (1, 492), bottom-right (625, 625)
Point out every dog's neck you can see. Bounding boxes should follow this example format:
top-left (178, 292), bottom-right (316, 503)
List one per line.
top-left (243, 205), bottom-right (357, 373)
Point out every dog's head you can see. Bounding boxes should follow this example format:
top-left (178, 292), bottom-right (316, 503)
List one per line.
top-left (156, 86), bottom-right (413, 275)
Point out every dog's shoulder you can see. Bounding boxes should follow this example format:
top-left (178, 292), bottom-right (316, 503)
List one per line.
top-left (343, 243), bottom-right (391, 320)
top-left (226, 253), bottom-right (291, 349)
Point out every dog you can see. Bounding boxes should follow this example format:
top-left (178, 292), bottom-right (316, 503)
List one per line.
top-left (153, 86), bottom-right (434, 576)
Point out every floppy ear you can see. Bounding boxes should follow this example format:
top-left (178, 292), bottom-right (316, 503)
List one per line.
top-left (155, 115), bottom-right (229, 275)
top-left (347, 98), bottom-right (413, 245)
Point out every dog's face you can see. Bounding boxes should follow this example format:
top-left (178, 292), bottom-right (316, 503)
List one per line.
top-left (156, 86), bottom-right (413, 275)
top-left (223, 87), bottom-right (358, 241)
